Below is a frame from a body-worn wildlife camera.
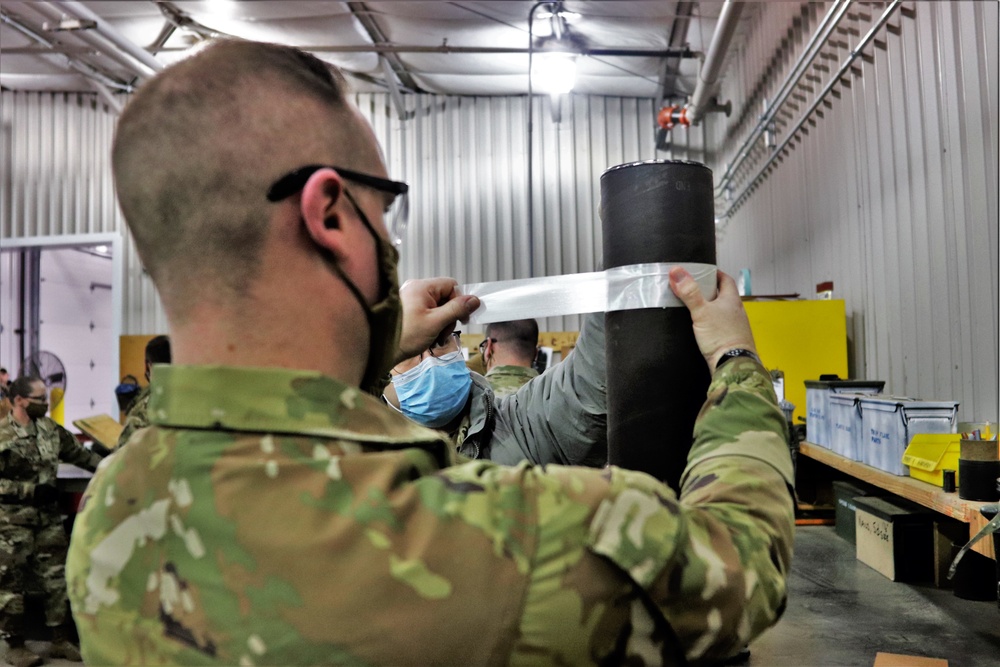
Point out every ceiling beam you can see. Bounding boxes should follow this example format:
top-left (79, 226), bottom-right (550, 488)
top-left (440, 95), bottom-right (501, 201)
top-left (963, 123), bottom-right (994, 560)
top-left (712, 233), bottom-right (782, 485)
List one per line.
top-left (346, 2), bottom-right (421, 93)
top-left (5, 44), bottom-right (698, 57)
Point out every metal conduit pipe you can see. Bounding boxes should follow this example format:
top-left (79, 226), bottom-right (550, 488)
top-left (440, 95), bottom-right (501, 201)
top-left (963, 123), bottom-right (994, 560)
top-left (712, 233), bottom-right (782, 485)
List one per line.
top-left (0, 10), bottom-right (132, 91)
top-left (714, 1), bottom-right (851, 197)
top-left (30, 2), bottom-right (158, 80)
top-left (56, 0), bottom-right (163, 74)
top-left (719, 0), bottom-right (902, 220)
top-left (684, 0), bottom-right (744, 126)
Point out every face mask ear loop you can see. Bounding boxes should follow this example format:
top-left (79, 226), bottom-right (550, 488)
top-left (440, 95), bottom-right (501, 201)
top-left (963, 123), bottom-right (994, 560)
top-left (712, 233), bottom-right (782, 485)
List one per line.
top-left (342, 189), bottom-right (394, 302)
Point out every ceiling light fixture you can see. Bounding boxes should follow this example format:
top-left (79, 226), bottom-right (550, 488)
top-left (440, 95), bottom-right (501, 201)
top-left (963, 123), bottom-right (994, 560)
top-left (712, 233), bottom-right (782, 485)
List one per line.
top-left (529, 1), bottom-right (584, 96)
top-left (531, 46), bottom-right (578, 95)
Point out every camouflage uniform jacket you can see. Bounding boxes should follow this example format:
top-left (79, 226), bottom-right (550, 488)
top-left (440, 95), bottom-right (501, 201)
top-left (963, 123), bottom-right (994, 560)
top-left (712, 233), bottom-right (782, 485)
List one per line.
top-left (66, 359), bottom-right (794, 666)
top-left (0, 413), bottom-right (103, 525)
top-left (117, 385), bottom-right (152, 448)
top-left (452, 313), bottom-right (606, 468)
top-left (485, 364), bottom-right (539, 400)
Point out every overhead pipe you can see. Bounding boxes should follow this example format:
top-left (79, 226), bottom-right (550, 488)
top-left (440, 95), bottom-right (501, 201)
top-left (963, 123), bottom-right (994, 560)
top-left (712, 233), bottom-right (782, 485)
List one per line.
top-left (719, 0), bottom-right (902, 220)
top-left (655, 0), bottom-right (743, 131)
top-left (31, 2), bottom-right (158, 80)
top-left (685, 0), bottom-right (744, 126)
top-left (48, 1), bottom-right (163, 75)
top-left (0, 9), bottom-right (132, 91)
top-left (713, 1), bottom-right (851, 198)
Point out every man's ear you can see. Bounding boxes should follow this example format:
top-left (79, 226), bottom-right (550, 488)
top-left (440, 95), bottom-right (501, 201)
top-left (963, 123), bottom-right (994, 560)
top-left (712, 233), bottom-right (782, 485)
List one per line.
top-left (299, 168), bottom-right (348, 258)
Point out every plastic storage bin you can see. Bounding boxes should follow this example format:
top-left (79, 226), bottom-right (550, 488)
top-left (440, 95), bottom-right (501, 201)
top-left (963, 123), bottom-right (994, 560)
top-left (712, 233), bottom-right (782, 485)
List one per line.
top-left (805, 379), bottom-right (885, 448)
top-left (860, 396), bottom-right (959, 476)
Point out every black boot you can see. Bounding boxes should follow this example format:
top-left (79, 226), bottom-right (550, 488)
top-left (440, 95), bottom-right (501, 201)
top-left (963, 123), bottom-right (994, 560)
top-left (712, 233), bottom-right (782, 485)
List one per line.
top-left (48, 625), bottom-right (83, 661)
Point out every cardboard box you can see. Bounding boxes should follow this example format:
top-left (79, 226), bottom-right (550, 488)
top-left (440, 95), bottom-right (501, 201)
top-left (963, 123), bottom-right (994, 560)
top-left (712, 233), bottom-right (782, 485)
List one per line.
top-left (855, 496), bottom-right (933, 582)
top-left (873, 653), bottom-right (948, 667)
top-left (832, 479), bottom-right (879, 544)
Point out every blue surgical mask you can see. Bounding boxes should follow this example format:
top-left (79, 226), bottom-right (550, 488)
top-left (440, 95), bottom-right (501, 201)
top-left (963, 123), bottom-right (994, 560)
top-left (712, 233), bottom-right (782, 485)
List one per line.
top-left (392, 351), bottom-right (472, 428)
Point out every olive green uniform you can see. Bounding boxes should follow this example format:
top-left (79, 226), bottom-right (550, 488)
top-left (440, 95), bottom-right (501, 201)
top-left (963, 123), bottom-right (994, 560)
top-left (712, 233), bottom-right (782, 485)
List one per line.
top-left (67, 359), bottom-right (793, 665)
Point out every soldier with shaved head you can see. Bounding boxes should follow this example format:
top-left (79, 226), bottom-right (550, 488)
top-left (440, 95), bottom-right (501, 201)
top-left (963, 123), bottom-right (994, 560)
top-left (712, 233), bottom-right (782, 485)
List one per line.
top-left (66, 40), bottom-right (794, 666)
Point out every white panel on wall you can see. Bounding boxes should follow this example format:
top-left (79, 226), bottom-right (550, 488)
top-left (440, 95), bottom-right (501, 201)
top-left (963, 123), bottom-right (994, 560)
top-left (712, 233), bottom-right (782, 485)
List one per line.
top-left (39, 248), bottom-right (115, 428)
top-left (711, 1), bottom-right (998, 422)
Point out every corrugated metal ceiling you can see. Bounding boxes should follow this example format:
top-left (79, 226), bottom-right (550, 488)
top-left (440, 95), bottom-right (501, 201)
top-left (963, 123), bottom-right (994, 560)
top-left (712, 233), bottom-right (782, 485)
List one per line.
top-left (0, 1), bottom-right (745, 100)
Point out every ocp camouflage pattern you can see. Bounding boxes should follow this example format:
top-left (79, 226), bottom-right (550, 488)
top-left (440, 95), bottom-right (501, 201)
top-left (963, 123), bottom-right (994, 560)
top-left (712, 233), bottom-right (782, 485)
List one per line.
top-left (0, 413), bottom-right (103, 635)
top-left (67, 358), bottom-right (794, 665)
top-left (485, 365), bottom-right (539, 399)
top-left (117, 385), bottom-right (151, 448)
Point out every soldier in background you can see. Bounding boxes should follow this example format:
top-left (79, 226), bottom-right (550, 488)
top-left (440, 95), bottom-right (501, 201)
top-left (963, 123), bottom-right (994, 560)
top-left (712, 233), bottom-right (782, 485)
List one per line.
top-left (0, 368), bottom-right (11, 421)
top-left (385, 313), bottom-right (605, 466)
top-left (479, 318), bottom-right (540, 399)
top-left (66, 41), bottom-right (794, 666)
top-left (116, 335), bottom-right (171, 448)
top-left (0, 376), bottom-right (104, 667)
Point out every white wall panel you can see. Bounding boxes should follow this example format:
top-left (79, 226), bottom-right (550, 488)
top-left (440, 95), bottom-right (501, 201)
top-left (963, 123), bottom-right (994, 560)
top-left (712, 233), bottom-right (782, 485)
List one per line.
top-left (713, 1), bottom-right (998, 422)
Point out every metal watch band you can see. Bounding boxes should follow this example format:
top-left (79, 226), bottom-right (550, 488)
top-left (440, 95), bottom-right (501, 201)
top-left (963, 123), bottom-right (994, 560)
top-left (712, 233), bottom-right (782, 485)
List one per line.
top-left (716, 348), bottom-right (761, 369)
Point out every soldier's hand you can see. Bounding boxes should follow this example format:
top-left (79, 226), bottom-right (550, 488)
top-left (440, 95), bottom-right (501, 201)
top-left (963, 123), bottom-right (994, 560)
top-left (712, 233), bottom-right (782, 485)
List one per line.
top-left (397, 278), bottom-right (480, 363)
top-left (669, 267), bottom-right (757, 372)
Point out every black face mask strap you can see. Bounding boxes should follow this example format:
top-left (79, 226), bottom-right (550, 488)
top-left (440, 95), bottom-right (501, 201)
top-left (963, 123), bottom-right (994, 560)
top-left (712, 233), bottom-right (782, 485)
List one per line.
top-left (304, 192), bottom-right (374, 319)
top-left (342, 189), bottom-right (394, 300)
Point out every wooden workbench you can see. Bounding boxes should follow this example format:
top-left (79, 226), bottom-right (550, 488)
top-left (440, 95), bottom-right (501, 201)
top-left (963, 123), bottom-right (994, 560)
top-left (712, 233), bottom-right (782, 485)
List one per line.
top-left (799, 442), bottom-right (995, 560)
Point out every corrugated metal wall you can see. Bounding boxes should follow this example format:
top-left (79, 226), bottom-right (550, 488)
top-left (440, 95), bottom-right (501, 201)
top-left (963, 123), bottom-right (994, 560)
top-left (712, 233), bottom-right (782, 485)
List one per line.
top-left (2, 90), bottom-right (678, 334)
top-left (356, 92), bottom-right (686, 332)
top-left (711, 1), bottom-right (998, 422)
top-left (3, 1), bottom-right (994, 423)
top-left (0, 92), bottom-right (165, 337)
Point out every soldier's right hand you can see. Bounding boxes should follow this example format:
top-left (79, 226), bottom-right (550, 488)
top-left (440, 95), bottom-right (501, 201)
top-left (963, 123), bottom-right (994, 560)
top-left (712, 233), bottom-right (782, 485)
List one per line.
top-left (669, 267), bottom-right (758, 373)
top-left (397, 278), bottom-right (480, 362)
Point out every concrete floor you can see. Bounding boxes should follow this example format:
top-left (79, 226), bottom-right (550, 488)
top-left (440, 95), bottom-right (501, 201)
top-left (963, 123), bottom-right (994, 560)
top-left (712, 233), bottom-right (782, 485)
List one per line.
top-left (750, 526), bottom-right (1000, 667)
top-left (3, 526), bottom-right (997, 666)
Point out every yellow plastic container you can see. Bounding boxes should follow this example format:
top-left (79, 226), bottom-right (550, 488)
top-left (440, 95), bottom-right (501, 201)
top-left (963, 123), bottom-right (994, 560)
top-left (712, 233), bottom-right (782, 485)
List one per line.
top-left (902, 434), bottom-right (961, 487)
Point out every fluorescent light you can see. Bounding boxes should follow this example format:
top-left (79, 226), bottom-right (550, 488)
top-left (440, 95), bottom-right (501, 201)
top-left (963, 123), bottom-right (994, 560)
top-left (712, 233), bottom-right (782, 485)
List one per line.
top-left (536, 10), bottom-right (581, 22)
top-left (95, 245), bottom-right (109, 254)
top-left (532, 51), bottom-right (577, 95)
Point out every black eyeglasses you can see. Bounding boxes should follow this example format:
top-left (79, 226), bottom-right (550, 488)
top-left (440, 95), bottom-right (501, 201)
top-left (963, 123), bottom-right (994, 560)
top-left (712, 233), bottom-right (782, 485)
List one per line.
top-left (479, 338), bottom-right (497, 354)
top-left (266, 164), bottom-right (410, 245)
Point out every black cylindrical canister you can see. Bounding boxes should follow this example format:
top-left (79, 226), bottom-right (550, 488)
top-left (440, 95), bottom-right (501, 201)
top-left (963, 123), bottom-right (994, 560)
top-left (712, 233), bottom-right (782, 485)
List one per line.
top-left (601, 160), bottom-right (716, 491)
top-left (958, 459), bottom-right (1000, 501)
top-left (942, 469), bottom-right (957, 493)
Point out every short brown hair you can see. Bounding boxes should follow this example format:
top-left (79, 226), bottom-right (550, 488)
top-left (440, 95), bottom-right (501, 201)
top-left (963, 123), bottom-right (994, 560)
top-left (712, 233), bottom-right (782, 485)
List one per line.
top-left (113, 40), bottom-right (360, 315)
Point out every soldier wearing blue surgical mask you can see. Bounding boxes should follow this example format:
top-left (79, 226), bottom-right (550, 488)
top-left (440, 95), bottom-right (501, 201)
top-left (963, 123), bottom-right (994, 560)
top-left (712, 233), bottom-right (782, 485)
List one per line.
top-left (388, 332), bottom-right (472, 428)
top-left (383, 312), bottom-right (608, 468)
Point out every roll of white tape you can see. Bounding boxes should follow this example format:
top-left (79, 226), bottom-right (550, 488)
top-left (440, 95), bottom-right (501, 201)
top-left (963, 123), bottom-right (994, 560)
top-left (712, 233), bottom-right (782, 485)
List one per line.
top-left (461, 262), bottom-right (717, 324)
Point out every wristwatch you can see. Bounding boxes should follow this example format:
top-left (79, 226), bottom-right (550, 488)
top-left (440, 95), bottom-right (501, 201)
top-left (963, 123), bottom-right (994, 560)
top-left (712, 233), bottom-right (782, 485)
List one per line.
top-left (716, 348), bottom-right (761, 370)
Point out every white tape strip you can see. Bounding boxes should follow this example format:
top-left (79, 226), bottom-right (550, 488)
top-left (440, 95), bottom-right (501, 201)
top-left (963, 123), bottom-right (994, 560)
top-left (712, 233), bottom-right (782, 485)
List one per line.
top-left (461, 262), bottom-right (717, 324)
